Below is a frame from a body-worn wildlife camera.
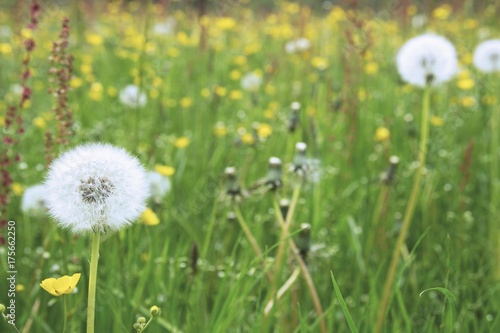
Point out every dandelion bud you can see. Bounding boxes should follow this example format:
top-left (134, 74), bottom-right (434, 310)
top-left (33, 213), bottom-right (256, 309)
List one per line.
top-left (137, 317), bottom-right (146, 324)
top-left (0, 303), bottom-right (5, 313)
top-left (279, 198), bottom-right (290, 220)
top-left (225, 166), bottom-right (242, 198)
top-left (291, 142), bottom-right (308, 174)
top-left (265, 157), bottom-right (282, 190)
top-left (296, 223), bottom-right (311, 261)
top-left (150, 305), bottom-right (160, 317)
top-left (381, 155), bottom-right (400, 185)
top-left (287, 103), bottom-right (300, 132)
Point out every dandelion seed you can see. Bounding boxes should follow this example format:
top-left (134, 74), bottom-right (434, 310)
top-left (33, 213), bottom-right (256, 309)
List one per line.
top-left (285, 37), bottom-right (311, 54)
top-left (473, 39), bottom-right (500, 73)
top-left (396, 34), bottom-right (457, 87)
top-left (44, 143), bottom-right (149, 234)
top-left (119, 84), bottom-right (147, 108)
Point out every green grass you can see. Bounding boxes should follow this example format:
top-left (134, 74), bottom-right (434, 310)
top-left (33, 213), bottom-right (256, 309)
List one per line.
top-left (1, 1), bottom-right (500, 332)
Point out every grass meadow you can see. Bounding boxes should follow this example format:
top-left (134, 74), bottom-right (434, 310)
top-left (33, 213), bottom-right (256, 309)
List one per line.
top-left (1, 1), bottom-right (500, 332)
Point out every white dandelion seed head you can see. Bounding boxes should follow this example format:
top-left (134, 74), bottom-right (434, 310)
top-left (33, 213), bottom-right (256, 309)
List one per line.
top-left (147, 171), bottom-right (171, 203)
top-left (119, 84), bottom-right (147, 108)
top-left (21, 184), bottom-right (48, 217)
top-left (152, 17), bottom-right (176, 36)
top-left (44, 143), bottom-right (149, 234)
top-left (396, 33), bottom-right (458, 87)
top-left (473, 39), bottom-right (500, 73)
top-left (240, 72), bottom-right (262, 92)
top-left (285, 37), bottom-right (312, 54)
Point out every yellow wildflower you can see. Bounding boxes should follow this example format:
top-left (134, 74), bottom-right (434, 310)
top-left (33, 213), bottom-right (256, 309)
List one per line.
top-left (215, 86), bottom-right (227, 97)
top-left (460, 96), bottom-right (475, 108)
top-left (229, 90), bottom-right (243, 100)
top-left (107, 86), bottom-right (117, 97)
top-left (430, 116), bottom-right (444, 127)
top-left (241, 132), bottom-right (255, 145)
top-left (230, 70), bottom-right (242, 80)
top-left (214, 122), bottom-right (228, 137)
top-left (0, 43), bottom-right (12, 54)
top-left (167, 47), bottom-right (180, 57)
top-left (149, 89), bottom-right (159, 99)
top-left (257, 123), bottom-right (272, 138)
top-left (70, 77), bottom-right (83, 88)
top-left (175, 137), bottom-right (190, 148)
top-left (457, 78), bottom-right (475, 90)
top-left (0, 116), bottom-right (5, 127)
top-left (33, 117), bottom-right (46, 129)
top-left (141, 208), bottom-right (160, 226)
top-left (234, 55), bottom-right (247, 66)
top-left (11, 183), bottom-right (23, 196)
top-left (89, 82), bottom-right (103, 101)
top-left (86, 33), bottom-right (104, 46)
top-left (80, 63), bottom-right (93, 75)
top-left (40, 273), bottom-right (81, 296)
top-left (155, 165), bottom-right (175, 176)
top-left (215, 17), bottom-right (237, 30)
top-left (16, 284), bottom-right (25, 292)
top-left (364, 62), bottom-right (379, 75)
top-left (311, 57), bottom-right (328, 70)
top-left (374, 127), bottom-right (390, 142)
top-left (432, 4), bottom-right (452, 20)
top-left (244, 43), bottom-right (261, 55)
top-left (180, 97), bottom-right (192, 108)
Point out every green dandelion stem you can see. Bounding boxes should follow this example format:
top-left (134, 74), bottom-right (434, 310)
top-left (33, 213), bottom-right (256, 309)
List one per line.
top-left (375, 85), bottom-right (431, 333)
top-left (272, 191), bottom-right (327, 333)
top-left (233, 204), bottom-right (274, 282)
top-left (365, 184), bottom-right (389, 258)
top-left (87, 232), bottom-right (101, 333)
top-left (62, 296), bottom-right (68, 333)
top-left (490, 102), bottom-right (500, 279)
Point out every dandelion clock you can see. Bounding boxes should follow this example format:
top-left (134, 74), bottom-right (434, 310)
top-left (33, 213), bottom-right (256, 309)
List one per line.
top-left (377, 33), bottom-right (458, 332)
top-left (44, 143), bottom-right (149, 333)
top-left (396, 33), bottom-right (458, 87)
top-left (473, 39), bottom-right (500, 73)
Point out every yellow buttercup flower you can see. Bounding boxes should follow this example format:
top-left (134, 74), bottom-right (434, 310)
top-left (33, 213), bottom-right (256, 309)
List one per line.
top-left (11, 183), bottom-right (23, 196)
top-left (374, 127), bottom-right (390, 142)
top-left (180, 97), bottom-right (192, 108)
top-left (430, 116), bottom-right (444, 127)
top-left (257, 123), bottom-right (272, 138)
top-left (214, 122), bottom-right (228, 137)
top-left (86, 33), bottom-right (104, 46)
top-left (364, 62), bottom-right (379, 75)
top-left (70, 77), bottom-right (83, 89)
top-left (155, 165), bottom-right (175, 177)
top-left (141, 208), bottom-right (160, 226)
top-left (241, 132), bottom-right (255, 145)
top-left (175, 136), bottom-right (190, 148)
top-left (33, 117), bottom-right (46, 129)
top-left (40, 273), bottom-right (81, 296)
top-left (457, 78), bottom-right (475, 90)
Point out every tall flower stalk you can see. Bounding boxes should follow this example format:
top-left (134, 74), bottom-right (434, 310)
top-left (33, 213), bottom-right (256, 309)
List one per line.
top-left (473, 39), bottom-right (500, 279)
top-left (375, 33), bottom-right (457, 332)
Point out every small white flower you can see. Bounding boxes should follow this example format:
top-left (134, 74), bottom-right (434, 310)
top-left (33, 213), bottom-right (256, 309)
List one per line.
top-left (147, 171), bottom-right (171, 204)
top-left (44, 143), bottom-right (149, 233)
top-left (410, 14), bottom-right (427, 29)
top-left (285, 37), bottom-right (311, 54)
top-left (396, 33), bottom-right (458, 87)
top-left (21, 184), bottom-right (48, 217)
top-left (240, 72), bottom-right (262, 92)
top-left (119, 84), bottom-right (147, 108)
top-left (473, 39), bottom-right (500, 73)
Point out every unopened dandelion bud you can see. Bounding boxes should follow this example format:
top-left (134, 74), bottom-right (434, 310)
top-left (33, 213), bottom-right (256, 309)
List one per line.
top-left (133, 322), bottom-right (142, 331)
top-left (381, 155), bottom-right (400, 185)
top-left (225, 166), bottom-right (241, 197)
top-left (265, 157), bottom-right (282, 190)
top-left (0, 303), bottom-right (5, 313)
top-left (150, 305), bottom-right (160, 317)
top-left (279, 198), bottom-right (290, 220)
top-left (137, 317), bottom-right (146, 324)
top-left (296, 223), bottom-right (311, 261)
top-left (291, 142), bottom-right (308, 174)
top-left (227, 211), bottom-right (237, 223)
top-left (287, 104), bottom-right (300, 132)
